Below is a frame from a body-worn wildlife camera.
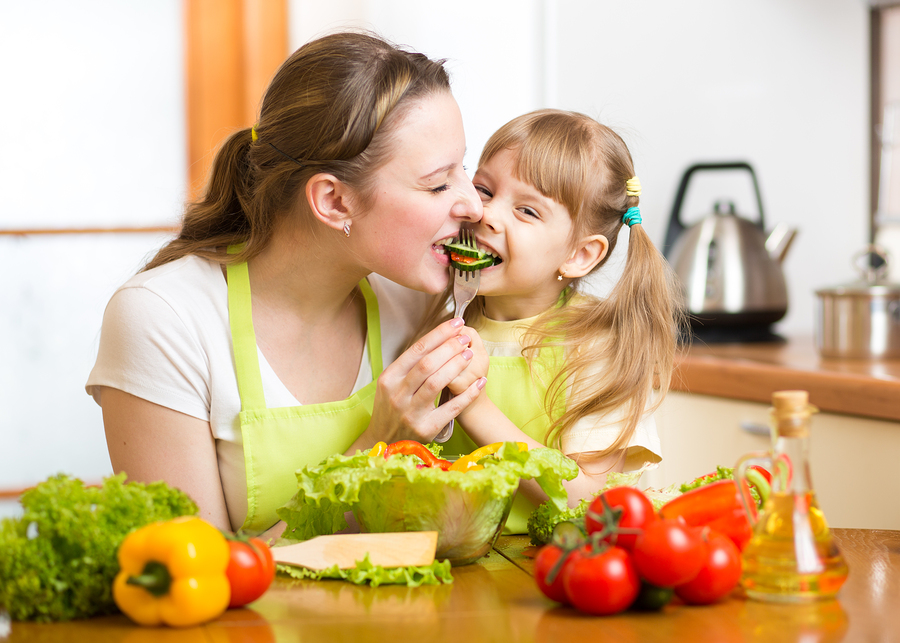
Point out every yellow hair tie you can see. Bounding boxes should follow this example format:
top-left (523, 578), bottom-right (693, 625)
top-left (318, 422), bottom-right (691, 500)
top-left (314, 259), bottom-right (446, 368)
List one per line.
top-left (626, 176), bottom-right (641, 197)
top-left (251, 125), bottom-right (258, 142)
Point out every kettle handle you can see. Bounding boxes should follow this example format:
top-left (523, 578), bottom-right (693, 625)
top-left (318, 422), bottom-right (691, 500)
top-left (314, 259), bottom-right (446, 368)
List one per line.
top-left (663, 161), bottom-right (767, 259)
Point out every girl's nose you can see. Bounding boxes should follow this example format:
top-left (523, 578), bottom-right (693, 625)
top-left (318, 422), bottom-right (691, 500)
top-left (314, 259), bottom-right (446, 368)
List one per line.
top-left (479, 202), bottom-right (500, 233)
top-left (452, 177), bottom-right (483, 223)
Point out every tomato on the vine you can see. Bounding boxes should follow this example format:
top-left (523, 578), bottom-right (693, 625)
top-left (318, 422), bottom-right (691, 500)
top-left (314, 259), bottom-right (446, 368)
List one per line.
top-left (632, 518), bottom-right (705, 588)
top-left (225, 536), bottom-right (276, 608)
top-left (534, 544), bottom-right (573, 604)
top-left (561, 544), bottom-right (641, 616)
top-left (585, 487), bottom-right (657, 551)
top-left (674, 530), bottom-right (742, 605)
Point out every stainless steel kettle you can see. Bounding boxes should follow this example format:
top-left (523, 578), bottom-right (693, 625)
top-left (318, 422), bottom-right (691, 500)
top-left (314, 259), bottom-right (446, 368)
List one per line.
top-left (663, 162), bottom-right (796, 341)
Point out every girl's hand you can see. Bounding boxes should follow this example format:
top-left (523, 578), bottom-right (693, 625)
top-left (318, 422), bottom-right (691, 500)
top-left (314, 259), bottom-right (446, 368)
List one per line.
top-left (446, 327), bottom-right (488, 395)
top-left (361, 318), bottom-right (485, 445)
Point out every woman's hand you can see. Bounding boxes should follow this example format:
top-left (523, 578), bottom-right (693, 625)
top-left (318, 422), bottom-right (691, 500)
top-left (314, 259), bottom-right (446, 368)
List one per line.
top-left (356, 318), bottom-right (486, 446)
top-left (446, 327), bottom-right (488, 395)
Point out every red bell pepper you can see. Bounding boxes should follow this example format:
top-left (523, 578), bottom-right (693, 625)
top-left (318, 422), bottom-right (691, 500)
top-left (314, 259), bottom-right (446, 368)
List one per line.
top-left (659, 479), bottom-right (757, 551)
top-left (383, 440), bottom-right (452, 471)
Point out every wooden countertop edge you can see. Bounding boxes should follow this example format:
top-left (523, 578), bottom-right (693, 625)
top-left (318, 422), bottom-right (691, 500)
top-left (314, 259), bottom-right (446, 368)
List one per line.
top-left (672, 354), bottom-right (900, 422)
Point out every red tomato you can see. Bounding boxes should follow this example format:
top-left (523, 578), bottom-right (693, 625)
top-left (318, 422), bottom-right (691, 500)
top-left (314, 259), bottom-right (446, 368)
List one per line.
top-left (534, 544), bottom-right (572, 604)
top-left (226, 537), bottom-right (276, 608)
top-left (584, 487), bottom-right (657, 550)
top-left (632, 518), bottom-right (705, 588)
top-left (675, 530), bottom-right (742, 605)
top-left (561, 544), bottom-right (641, 616)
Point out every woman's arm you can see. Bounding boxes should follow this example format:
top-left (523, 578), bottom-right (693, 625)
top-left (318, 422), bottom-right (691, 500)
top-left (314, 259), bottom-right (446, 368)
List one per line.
top-left (99, 387), bottom-right (232, 532)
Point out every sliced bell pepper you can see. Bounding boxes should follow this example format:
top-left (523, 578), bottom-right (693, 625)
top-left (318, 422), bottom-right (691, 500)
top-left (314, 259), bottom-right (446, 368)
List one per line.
top-left (448, 441), bottom-right (528, 473)
top-left (383, 440), bottom-right (452, 471)
top-left (368, 441), bottom-right (388, 458)
top-left (746, 465), bottom-right (772, 505)
top-left (113, 516), bottom-right (231, 627)
top-left (659, 479), bottom-right (757, 551)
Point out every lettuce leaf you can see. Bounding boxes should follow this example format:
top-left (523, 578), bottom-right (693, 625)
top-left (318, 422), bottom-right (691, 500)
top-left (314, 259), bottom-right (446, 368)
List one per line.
top-left (277, 555), bottom-right (453, 587)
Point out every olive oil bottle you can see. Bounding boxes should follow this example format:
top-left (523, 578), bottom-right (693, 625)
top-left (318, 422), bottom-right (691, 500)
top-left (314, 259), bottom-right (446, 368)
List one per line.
top-left (736, 390), bottom-right (848, 602)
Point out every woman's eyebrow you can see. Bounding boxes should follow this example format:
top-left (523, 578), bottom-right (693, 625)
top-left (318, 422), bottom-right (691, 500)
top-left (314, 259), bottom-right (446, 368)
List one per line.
top-left (420, 162), bottom-right (456, 180)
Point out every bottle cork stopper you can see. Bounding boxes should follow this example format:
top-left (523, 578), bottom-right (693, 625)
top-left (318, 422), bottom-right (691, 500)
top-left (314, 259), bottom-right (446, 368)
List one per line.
top-left (772, 390), bottom-right (809, 413)
top-left (770, 390), bottom-right (813, 437)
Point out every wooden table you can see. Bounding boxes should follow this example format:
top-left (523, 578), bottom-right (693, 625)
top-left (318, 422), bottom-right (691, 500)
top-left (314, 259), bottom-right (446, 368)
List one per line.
top-left (6, 529), bottom-right (899, 643)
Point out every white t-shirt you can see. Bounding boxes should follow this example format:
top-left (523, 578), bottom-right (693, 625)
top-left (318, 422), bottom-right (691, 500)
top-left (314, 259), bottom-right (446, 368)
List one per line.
top-left (473, 311), bottom-right (662, 472)
top-left (85, 254), bottom-right (427, 530)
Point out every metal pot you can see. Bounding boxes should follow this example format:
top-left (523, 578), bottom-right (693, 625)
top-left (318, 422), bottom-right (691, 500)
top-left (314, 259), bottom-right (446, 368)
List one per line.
top-left (814, 246), bottom-right (900, 358)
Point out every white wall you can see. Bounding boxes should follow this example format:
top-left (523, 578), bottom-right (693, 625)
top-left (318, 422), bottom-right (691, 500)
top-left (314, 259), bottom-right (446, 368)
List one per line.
top-left (0, 0), bottom-right (872, 507)
top-left (0, 1), bottom-right (184, 510)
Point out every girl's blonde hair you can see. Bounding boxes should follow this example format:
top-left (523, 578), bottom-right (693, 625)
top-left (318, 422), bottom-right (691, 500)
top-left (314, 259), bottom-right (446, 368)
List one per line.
top-left (145, 31), bottom-right (450, 271)
top-left (433, 109), bottom-right (683, 458)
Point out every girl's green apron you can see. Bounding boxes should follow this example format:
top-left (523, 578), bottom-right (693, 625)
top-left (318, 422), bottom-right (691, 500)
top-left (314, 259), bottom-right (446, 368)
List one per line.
top-left (227, 259), bottom-right (383, 535)
top-left (441, 349), bottom-right (565, 535)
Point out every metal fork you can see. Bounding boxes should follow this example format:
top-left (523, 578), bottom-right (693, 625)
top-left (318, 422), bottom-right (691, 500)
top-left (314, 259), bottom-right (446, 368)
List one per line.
top-left (434, 229), bottom-right (481, 443)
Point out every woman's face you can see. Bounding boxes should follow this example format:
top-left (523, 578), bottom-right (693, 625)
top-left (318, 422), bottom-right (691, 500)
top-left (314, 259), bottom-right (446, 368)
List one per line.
top-left (352, 91), bottom-right (482, 294)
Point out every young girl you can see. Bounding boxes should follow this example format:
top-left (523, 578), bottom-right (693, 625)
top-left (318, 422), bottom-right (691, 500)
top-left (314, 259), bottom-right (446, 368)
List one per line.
top-left (437, 109), bottom-right (682, 533)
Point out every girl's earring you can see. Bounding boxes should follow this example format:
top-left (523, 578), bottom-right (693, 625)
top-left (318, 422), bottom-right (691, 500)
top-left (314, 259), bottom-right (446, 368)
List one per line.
top-left (343, 222), bottom-right (351, 238)
top-left (557, 270), bottom-right (565, 281)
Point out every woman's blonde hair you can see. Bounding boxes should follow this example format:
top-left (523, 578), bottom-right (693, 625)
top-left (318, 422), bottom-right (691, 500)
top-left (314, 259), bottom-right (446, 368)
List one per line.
top-left (145, 31), bottom-right (450, 270)
top-left (431, 109), bottom-right (683, 458)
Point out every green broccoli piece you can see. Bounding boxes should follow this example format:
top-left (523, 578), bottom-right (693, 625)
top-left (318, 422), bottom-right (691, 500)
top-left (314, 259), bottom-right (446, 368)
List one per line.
top-left (527, 497), bottom-right (592, 546)
top-left (0, 473), bottom-right (197, 622)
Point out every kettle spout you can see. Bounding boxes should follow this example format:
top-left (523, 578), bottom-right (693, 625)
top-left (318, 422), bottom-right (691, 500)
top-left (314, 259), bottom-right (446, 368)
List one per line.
top-left (765, 222), bottom-right (797, 263)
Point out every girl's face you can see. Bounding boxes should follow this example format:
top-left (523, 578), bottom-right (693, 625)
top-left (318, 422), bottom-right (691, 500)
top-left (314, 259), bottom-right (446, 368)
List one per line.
top-left (470, 148), bottom-right (576, 321)
top-left (352, 91), bottom-right (482, 294)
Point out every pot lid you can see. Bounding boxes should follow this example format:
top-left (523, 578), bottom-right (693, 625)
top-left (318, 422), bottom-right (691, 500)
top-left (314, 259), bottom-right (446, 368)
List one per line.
top-left (815, 245), bottom-right (900, 296)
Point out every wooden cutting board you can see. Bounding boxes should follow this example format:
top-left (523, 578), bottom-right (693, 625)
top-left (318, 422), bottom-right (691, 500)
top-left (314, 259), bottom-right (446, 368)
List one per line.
top-left (272, 531), bottom-right (438, 571)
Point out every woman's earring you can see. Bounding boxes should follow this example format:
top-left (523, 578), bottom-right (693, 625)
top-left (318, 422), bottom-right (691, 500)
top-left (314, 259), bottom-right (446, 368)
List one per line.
top-left (557, 271), bottom-right (565, 281)
top-left (343, 222), bottom-right (351, 238)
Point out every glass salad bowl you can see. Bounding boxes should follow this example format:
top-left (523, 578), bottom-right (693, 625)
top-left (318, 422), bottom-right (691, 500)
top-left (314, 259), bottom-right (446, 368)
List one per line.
top-left (352, 474), bottom-right (517, 566)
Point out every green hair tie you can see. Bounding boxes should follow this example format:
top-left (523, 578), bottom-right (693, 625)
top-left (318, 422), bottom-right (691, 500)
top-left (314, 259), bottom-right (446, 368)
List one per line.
top-left (623, 206), bottom-right (642, 226)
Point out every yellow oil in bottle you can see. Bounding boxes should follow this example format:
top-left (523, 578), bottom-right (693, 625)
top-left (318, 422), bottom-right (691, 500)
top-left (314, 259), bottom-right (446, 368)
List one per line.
top-left (738, 390), bottom-right (848, 603)
top-left (741, 491), bottom-right (848, 602)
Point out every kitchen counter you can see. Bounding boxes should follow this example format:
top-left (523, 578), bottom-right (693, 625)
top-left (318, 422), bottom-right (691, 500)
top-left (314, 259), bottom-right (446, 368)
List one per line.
top-left (673, 335), bottom-right (900, 422)
top-left (6, 530), bottom-right (898, 642)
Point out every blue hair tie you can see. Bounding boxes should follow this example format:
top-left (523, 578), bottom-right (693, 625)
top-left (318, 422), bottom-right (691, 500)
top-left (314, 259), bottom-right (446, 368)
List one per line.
top-left (623, 206), bottom-right (642, 227)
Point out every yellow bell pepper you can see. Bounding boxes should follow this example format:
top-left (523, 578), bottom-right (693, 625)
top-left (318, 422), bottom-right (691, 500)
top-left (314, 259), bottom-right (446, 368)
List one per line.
top-left (369, 441), bottom-right (388, 458)
top-left (449, 441), bottom-right (529, 473)
top-left (113, 516), bottom-right (231, 628)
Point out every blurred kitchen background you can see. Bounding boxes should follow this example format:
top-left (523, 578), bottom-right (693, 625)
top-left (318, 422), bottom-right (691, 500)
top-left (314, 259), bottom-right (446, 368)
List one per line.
top-left (2, 0), bottom-right (898, 516)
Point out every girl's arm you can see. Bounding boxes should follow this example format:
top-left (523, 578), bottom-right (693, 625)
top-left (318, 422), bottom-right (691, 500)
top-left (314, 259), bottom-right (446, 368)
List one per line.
top-left (99, 387), bottom-right (232, 532)
top-left (457, 391), bottom-right (627, 508)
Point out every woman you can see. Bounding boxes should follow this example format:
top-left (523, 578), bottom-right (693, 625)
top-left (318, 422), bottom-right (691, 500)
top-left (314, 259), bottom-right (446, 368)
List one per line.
top-left (86, 32), bottom-right (485, 538)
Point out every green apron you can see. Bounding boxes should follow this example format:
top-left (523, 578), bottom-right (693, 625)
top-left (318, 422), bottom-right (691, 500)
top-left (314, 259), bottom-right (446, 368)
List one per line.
top-left (441, 349), bottom-right (565, 534)
top-left (227, 259), bottom-right (383, 535)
